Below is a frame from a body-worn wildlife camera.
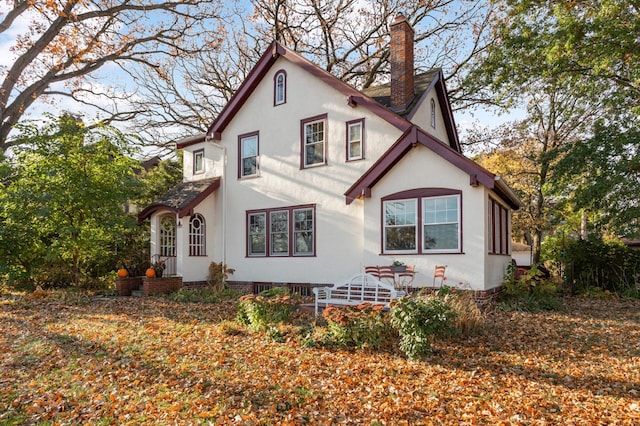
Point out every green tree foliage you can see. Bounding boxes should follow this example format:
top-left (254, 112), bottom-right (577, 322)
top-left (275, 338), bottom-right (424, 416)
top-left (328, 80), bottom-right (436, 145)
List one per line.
top-left (552, 123), bottom-right (640, 238)
top-left (0, 114), bottom-right (141, 288)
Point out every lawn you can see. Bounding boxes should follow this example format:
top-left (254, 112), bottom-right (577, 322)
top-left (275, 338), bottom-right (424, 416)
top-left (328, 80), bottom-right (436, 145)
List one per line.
top-left (1, 293), bottom-right (639, 425)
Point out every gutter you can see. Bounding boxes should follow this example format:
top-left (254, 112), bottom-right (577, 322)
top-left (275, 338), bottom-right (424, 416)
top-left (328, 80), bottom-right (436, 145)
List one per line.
top-left (494, 176), bottom-right (523, 210)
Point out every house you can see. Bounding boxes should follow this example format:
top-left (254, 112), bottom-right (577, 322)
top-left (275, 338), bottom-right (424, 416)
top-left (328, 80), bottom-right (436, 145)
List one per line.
top-left (138, 15), bottom-right (522, 295)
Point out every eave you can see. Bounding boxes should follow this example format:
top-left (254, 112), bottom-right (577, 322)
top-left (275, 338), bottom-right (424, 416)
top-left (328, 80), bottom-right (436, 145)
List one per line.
top-left (344, 126), bottom-right (522, 210)
top-left (205, 41), bottom-right (413, 141)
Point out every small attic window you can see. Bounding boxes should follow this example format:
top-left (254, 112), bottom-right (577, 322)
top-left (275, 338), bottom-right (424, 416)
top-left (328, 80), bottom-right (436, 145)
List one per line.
top-left (430, 98), bottom-right (436, 128)
top-left (274, 70), bottom-right (286, 106)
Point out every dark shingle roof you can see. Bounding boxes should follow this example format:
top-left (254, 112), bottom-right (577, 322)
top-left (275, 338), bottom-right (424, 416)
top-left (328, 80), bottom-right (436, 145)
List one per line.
top-left (137, 177), bottom-right (220, 222)
top-left (362, 70), bottom-right (440, 116)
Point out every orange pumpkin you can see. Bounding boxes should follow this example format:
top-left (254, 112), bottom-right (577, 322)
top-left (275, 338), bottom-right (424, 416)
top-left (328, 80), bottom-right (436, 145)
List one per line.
top-left (145, 268), bottom-right (156, 278)
top-left (117, 268), bottom-right (129, 278)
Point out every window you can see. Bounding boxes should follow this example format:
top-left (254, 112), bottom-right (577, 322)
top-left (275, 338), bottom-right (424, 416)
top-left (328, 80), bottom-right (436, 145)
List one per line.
top-left (274, 70), bottom-right (286, 105)
top-left (489, 198), bottom-right (510, 255)
top-left (189, 214), bottom-right (206, 256)
top-left (301, 114), bottom-right (327, 168)
top-left (423, 195), bottom-right (460, 252)
top-left (247, 205), bottom-right (315, 257)
top-left (193, 149), bottom-right (204, 174)
top-left (384, 199), bottom-right (417, 252)
top-left (382, 189), bottom-right (462, 254)
top-left (239, 132), bottom-right (259, 178)
top-left (160, 215), bottom-right (176, 257)
top-left (346, 119), bottom-right (364, 161)
top-left (248, 212), bottom-right (267, 256)
top-left (270, 210), bottom-right (289, 256)
top-left (430, 98), bottom-right (436, 129)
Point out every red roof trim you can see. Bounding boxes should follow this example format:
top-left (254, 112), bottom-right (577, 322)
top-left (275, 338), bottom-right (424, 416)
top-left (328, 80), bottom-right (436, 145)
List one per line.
top-left (206, 41), bottom-right (413, 140)
top-left (176, 134), bottom-right (206, 149)
top-left (206, 42), bottom-right (285, 140)
top-left (345, 126), bottom-right (502, 205)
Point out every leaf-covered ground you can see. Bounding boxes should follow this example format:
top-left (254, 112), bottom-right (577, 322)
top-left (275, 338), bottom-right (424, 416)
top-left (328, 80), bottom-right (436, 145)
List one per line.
top-left (1, 294), bottom-right (639, 425)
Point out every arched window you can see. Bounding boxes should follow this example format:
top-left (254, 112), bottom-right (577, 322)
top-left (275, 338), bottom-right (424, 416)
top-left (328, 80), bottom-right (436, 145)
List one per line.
top-left (274, 70), bottom-right (286, 105)
top-left (160, 215), bottom-right (176, 257)
top-left (189, 213), bottom-right (206, 256)
top-left (430, 98), bottom-right (436, 128)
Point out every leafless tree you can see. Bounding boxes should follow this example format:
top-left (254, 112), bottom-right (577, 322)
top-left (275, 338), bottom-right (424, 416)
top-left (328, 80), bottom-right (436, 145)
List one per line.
top-left (0, 0), bottom-right (223, 154)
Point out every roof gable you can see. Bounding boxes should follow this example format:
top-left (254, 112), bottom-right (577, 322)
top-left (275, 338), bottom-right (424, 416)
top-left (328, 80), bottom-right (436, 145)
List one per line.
top-left (205, 41), bottom-right (413, 141)
top-left (362, 69), bottom-right (460, 152)
top-left (137, 177), bottom-right (221, 222)
top-left (344, 126), bottom-right (521, 209)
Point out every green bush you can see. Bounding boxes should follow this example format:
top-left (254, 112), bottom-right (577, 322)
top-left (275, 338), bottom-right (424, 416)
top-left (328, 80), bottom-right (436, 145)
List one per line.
top-left (236, 291), bottom-right (293, 332)
top-left (563, 238), bottom-right (640, 297)
top-left (500, 263), bottom-right (562, 311)
top-left (321, 303), bottom-right (394, 349)
top-left (390, 295), bottom-right (456, 360)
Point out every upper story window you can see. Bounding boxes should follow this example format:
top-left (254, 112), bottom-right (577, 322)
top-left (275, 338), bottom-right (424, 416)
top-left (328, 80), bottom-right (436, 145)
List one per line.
top-left (238, 131), bottom-right (259, 178)
top-left (301, 114), bottom-right (327, 168)
top-left (382, 189), bottom-right (462, 254)
top-left (189, 213), bottom-right (206, 256)
top-left (346, 118), bottom-right (364, 161)
top-left (247, 205), bottom-right (316, 257)
top-left (274, 70), bottom-right (286, 106)
top-left (430, 98), bottom-right (436, 129)
top-left (193, 149), bottom-right (204, 174)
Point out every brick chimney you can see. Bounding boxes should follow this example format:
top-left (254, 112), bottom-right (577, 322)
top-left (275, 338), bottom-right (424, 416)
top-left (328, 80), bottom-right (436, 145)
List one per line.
top-left (390, 13), bottom-right (415, 112)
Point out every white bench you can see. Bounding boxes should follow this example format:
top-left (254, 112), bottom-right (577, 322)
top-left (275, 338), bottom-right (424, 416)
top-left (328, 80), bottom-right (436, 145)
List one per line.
top-left (312, 273), bottom-right (406, 316)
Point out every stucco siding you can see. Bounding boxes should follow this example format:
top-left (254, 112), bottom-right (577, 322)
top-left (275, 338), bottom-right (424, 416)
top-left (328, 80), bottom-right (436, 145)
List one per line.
top-left (364, 144), bottom-right (491, 291)
top-left (410, 89), bottom-right (449, 142)
top-left (212, 57), bottom-right (403, 284)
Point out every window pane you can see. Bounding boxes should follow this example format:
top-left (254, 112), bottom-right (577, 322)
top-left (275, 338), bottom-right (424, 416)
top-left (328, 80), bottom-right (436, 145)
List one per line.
top-left (194, 151), bottom-right (203, 173)
top-left (385, 226), bottom-right (416, 251)
top-left (293, 209), bottom-right (313, 255)
top-left (349, 141), bottom-right (361, 158)
top-left (424, 224), bottom-right (459, 250)
top-left (242, 137), bottom-right (257, 156)
top-left (243, 157), bottom-right (256, 176)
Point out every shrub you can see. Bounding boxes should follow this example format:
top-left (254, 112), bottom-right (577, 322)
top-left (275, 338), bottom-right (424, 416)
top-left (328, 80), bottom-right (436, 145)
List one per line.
top-left (436, 288), bottom-right (484, 335)
top-left (321, 303), bottom-right (394, 349)
top-left (390, 295), bottom-right (457, 360)
top-left (236, 290), bottom-right (293, 332)
top-left (501, 263), bottom-right (561, 311)
top-left (207, 262), bottom-right (236, 292)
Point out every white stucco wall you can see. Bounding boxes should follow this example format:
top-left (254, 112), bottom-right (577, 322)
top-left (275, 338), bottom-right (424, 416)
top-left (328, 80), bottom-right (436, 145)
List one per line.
top-left (410, 89), bottom-right (449, 142)
top-left (207, 57), bottom-right (406, 285)
top-left (363, 144), bottom-right (495, 291)
top-left (483, 190), bottom-right (513, 290)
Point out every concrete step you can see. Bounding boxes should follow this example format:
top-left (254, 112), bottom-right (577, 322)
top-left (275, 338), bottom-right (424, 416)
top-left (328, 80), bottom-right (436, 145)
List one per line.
top-left (131, 290), bottom-right (143, 297)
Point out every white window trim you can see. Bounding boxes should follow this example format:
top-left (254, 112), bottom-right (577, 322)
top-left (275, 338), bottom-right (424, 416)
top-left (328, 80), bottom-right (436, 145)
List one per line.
top-left (422, 194), bottom-right (461, 253)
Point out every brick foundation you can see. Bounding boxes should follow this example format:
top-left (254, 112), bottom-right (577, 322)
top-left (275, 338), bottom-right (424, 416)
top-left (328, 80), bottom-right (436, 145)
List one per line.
top-left (116, 277), bottom-right (143, 296)
top-left (143, 276), bottom-right (182, 296)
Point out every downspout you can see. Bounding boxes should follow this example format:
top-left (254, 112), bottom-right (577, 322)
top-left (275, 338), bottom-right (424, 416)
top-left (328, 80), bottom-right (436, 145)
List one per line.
top-left (206, 134), bottom-right (227, 266)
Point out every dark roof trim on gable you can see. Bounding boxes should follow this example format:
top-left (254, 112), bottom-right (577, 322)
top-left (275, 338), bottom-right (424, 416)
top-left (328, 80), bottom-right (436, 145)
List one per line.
top-left (205, 41), bottom-right (413, 141)
top-left (137, 177), bottom-right (221, 222)
top-left (405, 70), bottom-right (460, 152)
top-left (344, 126), bottom-right (522, 209)
top-left (176, 133), bottom-right (206, 149)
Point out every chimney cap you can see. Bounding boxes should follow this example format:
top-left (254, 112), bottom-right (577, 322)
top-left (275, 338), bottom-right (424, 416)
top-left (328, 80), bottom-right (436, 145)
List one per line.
top-left (393, 12), bottom-right (407, 23)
